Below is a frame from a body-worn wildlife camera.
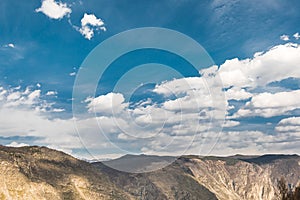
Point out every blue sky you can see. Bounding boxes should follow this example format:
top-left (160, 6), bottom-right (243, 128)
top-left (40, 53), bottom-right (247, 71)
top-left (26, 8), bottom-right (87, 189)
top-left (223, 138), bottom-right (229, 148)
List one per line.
top-left (0, 0), bottom-right (300, 159)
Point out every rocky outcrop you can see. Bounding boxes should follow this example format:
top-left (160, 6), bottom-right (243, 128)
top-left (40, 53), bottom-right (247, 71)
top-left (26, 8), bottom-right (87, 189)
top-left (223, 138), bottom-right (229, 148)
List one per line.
top-left (181, 155), bottom-right (300, 200)
top-left (185, 158), bottom-right (276, 200)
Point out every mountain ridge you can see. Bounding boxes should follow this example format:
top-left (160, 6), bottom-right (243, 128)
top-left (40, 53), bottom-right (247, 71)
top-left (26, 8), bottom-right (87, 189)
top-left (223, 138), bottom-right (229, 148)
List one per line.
top-left (0, 145), bottom-right (300, 200)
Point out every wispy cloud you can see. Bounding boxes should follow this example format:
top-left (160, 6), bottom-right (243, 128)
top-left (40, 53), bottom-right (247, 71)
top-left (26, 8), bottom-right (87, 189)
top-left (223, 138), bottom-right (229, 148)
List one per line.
top-left (3, 43), bottom-right (15, 48)
top-left (69, 72), bottom-right (76, 76)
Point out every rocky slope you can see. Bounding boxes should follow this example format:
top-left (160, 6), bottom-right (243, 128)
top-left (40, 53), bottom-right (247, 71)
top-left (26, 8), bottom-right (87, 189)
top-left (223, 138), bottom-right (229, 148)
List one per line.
top-left (94, 158), bottom-right (217, 200)
top-left (0, 145), bottom-right (129, 200)
top-left (0, 145), bottom-right (299, 200)
top-left (188, 154), bottom-right (300, 199)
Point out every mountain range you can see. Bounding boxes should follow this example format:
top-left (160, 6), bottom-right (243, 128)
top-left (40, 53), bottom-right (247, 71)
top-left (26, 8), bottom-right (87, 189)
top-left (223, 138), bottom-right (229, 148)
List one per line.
top-left (0, 145), bottom-right (299, 200)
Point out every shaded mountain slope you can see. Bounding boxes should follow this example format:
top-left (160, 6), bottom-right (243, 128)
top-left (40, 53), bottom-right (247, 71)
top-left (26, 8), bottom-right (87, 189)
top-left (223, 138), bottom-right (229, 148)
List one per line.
top-left (94, 159), bottom-right (218, 200)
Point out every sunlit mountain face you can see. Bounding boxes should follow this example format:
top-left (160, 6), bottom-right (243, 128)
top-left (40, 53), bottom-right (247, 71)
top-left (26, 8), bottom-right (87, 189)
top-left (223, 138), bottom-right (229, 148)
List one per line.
top-left (0, 0), bottom-right (300, 164)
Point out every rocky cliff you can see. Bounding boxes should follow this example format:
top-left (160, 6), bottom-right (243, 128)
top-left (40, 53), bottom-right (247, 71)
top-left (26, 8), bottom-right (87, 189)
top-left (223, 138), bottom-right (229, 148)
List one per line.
top-left (0, 145), bottom-right (299, 200)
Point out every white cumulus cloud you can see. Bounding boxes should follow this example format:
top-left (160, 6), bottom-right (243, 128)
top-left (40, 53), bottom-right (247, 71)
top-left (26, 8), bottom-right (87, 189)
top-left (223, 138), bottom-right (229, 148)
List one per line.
top-left (215, 43), bottom-right (300, 88)
top-left (233, 90), bottom-right (300, 118)
top-left (46, 91), bottom-right (57, 96)
top-left (35, 0), bottom-right (71, 20)
top-left (86, 93), bottom-right (127, 115)
top-left (294, 32), bottom-right (300, 40)
top-left (280, 34), bottom-right (289, 41)
top-left (225, 87), bottom-right (252, 101)
top-left (275, 116), bottom-right (300, 133)
top-left (79, 13), bottom-right (106, 40)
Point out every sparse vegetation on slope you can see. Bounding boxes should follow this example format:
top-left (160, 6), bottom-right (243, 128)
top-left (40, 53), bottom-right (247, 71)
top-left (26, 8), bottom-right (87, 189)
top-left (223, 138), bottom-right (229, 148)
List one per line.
top-left (0, 145), bottom-right (299, 200)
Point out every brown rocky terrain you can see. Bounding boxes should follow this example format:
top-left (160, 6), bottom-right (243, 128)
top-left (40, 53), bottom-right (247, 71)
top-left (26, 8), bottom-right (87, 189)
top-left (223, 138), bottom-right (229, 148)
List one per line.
top-left (183, 155), bottom-right (300, 200)
top-left (0, 145), bottom-right (128, 200)
top-left (0, 145), bottom-right (299, 200)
